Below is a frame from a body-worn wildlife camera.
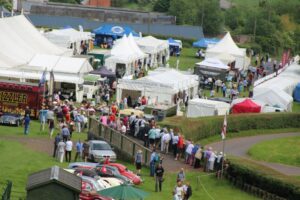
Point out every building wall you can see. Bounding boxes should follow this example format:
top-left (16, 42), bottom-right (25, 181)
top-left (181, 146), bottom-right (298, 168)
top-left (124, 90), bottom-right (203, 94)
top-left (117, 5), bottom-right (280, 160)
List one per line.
top-left (88, 0), bottom-right (111, 7)
top-left (27, 183), bottom-right (79, 200)
top-left (28, 3), bottom-right (175, 25)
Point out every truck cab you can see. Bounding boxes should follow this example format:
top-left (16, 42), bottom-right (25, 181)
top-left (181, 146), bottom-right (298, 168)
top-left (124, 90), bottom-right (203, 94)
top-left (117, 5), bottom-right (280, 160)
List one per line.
top-left (83, 75), bottom-right (105, 99)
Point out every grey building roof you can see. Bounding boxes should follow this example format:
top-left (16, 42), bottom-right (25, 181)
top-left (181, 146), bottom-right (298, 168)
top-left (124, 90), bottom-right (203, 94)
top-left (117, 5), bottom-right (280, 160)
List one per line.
top-left (26, 166), bottom-right (81, 192)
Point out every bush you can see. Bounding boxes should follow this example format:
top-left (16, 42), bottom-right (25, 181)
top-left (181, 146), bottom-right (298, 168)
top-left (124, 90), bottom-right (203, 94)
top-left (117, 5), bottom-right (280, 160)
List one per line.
top-left (159, 113), bottom-right (300, 141)
top-left (227, 158), bottom-right (300, 199)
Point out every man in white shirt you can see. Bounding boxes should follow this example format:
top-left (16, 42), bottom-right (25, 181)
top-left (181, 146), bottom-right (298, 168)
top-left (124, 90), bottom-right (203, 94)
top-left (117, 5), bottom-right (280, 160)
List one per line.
top-left (185, 141), bottom-right (194, 164)
top-left (161, 129), bottom-right (171, 154)
top-left (65, 138), bottom-right (73, 163)
top-left (57, 140), bottom-right (66, 163)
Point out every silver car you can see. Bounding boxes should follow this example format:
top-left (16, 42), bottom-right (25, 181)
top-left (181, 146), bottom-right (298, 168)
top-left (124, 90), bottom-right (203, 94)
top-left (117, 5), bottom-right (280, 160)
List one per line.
top-left (88, 140), bottom-right (117, 163)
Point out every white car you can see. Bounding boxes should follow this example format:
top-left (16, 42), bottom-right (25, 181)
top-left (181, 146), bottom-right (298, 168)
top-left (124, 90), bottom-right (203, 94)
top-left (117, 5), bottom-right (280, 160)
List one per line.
top-left (88, 140), bottom-right (117, 163)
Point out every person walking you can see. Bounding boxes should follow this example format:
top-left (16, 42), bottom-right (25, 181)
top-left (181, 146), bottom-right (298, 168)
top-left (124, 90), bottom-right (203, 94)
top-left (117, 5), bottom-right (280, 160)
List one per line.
top-left (39, 106), bottom-right (48, 131)
top-left (177, 168), bottom-right (185, 182)
top-left (134, 150), bottom-right (143, 176)
top-left (49, 119), bottom-right (55, 138)
top-left (162, 130), bottom-right (171, 154)
top-left (171, 131), bottom-right (179, 159)
top-left (183, 182), bottom-right (192, 200)
top-left (53, 133), bottom-right (61, 158)
top-left (61, 125), bottom-right (70, 142)
top-left (155, 163), bottom-right (164, 192)
top-left (65, 138), bottom-right (73, 163)
top-left (82, 140), bottom-right (90, 162)
top-left (174, 181), bottom-right (185, 200)
top-left (74, 139), bottom-right (83, 162)
top-left (150, 149), bottom-right (157, 177)
top-left (24, 114), bottom-right (30, 135)
top-left (57, 140), bottom-right (66, 163)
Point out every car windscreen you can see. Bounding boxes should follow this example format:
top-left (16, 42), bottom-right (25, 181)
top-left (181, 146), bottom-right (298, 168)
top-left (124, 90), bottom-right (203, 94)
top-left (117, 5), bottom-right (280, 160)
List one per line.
top-left (92, 143), bottom-right (111, 150)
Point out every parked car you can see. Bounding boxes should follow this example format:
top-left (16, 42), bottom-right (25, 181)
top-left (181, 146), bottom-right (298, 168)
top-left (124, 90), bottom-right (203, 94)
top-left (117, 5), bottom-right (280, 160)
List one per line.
top-left (74, 166), bottom-right (130, 184)
top-left (88, 140), bottom-right (117, 163)
top-left (209, 97), bottom-right (232, 104)
top-left (68, 162), bottom-right (98, 169)
top-left (105, 163), bottom-right (142, 185)
top-left (0, 113), bottom-right (23, 127)
top-left (80, 190), bottom-right (113, 200)
top-left (81, 176), bottom-right (104, 192)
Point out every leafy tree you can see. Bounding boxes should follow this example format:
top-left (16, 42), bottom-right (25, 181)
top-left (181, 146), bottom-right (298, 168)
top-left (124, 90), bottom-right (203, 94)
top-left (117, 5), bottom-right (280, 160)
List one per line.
top-left (169, 0), bottom-right (196, 25)
top-left (225, 7), bottom-right (244, 31)
top-left (0, 0), bottom-right (12, 10)
top-left (153, 0), bottom-right (170, 12)
top-left (195, 0), bottom-right (224, 35)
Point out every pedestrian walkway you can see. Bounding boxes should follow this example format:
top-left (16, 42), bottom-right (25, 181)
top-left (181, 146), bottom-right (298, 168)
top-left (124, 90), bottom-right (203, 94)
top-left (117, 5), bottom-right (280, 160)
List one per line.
top-left (208, 132), bottom-right (300, 175)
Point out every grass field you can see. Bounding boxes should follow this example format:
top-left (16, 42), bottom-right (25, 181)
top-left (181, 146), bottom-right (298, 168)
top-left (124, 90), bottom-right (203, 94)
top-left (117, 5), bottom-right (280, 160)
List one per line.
top-left (248, 136), bottom-right (300, 167)
top-left (0, 121), bottom-right (259, 200)
top-left (168, 47), bottom-right (201, 71)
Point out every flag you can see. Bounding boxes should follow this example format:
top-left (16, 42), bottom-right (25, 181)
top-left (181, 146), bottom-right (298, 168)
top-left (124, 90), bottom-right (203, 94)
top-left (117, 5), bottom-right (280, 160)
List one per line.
top-left (221, 114), bottom-right (227, 140)
top-left (39, 69), bottom-right (47, 87)
top-left (49, 70), bottom-right (55, 99)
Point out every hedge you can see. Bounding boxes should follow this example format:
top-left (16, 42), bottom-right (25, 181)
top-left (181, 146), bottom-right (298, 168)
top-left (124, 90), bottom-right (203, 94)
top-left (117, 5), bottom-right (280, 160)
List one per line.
top-left (159, 113), bottom-right (300, 141)
top-left (227, 158), bottom-right (300, 200)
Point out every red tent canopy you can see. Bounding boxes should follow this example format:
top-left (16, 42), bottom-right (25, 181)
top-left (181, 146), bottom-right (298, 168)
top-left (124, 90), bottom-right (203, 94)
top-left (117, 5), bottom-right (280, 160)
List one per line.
top-left (232, 99), bottom-right (261, 114)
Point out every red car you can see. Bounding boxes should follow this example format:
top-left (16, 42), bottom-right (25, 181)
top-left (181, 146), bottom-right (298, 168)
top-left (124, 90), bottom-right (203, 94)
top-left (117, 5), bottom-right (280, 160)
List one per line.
top-left (106, 163), bottom-right (141, 185)
top-left (80, 190), bottom-right (113, 200)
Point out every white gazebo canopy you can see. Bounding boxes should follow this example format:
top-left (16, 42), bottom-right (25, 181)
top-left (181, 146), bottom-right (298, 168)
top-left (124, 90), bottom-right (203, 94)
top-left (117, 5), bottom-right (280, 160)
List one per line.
top-left (197, 58), bottom-right (230, 70)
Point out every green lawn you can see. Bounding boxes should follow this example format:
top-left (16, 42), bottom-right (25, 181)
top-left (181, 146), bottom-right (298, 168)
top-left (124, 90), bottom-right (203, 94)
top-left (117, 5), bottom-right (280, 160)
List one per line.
top-left (293, 102), bottom-right (300, 112)
top-left (248, 136), bottom-right (300, 167)
top-left (169, 48), bottom-right (201, 71)
top-left (0, 121), bottom-right (259, 200)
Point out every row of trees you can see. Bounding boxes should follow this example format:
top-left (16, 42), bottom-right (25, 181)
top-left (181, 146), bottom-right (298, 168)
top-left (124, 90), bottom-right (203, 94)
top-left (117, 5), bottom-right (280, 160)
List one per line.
top-left (152, 0), bottom-right (300, 55)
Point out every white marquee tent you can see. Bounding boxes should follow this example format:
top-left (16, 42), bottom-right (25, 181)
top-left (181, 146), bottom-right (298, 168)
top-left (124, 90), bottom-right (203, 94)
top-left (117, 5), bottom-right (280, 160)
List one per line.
top-left (196, 58), bottom-right (230, 70)
top-left (205, 32), bottom-right (249, 70)
top-left (44, 28), bottom-right (92, 54)
top-left (0, 15), bottom-right (69, 69)
top-left (186, 98), bottom-right (230, 118)
top-left (116, 68), bottom-right (198, 105)
top-left (254, 62), bottom-right (300, 111)
top-left (105, 35), bottom-right (147, 76)
top-left (135, 36), bottom-right (169, 68)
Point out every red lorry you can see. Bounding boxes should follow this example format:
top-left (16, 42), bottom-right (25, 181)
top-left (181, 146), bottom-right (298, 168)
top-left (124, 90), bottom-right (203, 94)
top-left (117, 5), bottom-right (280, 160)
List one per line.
top-left (0, 81), bottom-right (44, 118)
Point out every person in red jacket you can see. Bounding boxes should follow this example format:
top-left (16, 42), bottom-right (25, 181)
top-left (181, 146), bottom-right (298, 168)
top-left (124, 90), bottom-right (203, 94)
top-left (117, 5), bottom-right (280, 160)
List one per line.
top-left (176, 134), bottom-right (185, 161)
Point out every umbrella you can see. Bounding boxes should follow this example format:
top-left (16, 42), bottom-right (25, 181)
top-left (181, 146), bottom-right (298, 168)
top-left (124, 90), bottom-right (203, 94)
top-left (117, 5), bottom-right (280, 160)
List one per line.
top-left (98, 184), bottom-right (148, 200)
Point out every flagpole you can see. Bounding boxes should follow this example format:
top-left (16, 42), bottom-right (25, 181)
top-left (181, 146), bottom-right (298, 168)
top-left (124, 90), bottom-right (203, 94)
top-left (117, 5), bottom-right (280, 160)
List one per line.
top-left (221, 137), bottom-right (225, 179)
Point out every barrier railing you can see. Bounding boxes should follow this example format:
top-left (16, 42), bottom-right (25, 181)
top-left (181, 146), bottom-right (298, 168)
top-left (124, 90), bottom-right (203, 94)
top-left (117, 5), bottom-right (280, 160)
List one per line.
top-left (89, 118), bottom-right (152, 166)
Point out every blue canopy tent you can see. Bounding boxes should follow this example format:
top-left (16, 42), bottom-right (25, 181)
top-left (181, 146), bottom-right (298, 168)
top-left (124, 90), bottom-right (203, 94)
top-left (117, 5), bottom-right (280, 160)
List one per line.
top-left (293, 83), bottom-right (300, 102)
top-left (193, 38), bottom-right (220, 48)
top-left (168, 38), bottom-right (180, 47)
top-left (93, 24), bottom-right (139, 47)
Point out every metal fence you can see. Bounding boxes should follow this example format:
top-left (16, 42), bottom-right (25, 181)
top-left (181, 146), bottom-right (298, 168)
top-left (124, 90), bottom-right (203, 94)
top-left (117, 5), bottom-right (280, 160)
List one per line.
top-left (89, 118), bottom-right (152, 166)
top-left (27, 14), bottom-right (204, 39)
top-left (1, 181), bottom-right (12, 200)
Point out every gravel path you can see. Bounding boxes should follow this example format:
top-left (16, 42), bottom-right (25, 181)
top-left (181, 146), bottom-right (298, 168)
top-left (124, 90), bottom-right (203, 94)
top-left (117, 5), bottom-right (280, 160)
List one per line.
top-left (208, 132), bottom-right (300, 176)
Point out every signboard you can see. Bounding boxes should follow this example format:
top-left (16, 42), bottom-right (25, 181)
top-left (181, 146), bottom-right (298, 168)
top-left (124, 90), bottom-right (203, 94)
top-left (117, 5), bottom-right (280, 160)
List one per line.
top-left (0, 82), bottom-right (43, 118)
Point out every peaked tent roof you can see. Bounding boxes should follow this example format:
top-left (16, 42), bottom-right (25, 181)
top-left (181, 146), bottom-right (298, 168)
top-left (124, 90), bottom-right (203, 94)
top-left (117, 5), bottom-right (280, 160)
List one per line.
top-left (213, 52), bottom-right (236, 64)
top-left (231, 98), bottom-right (261, 114)
top-left (197, 58), bottom-right (230, 70)
top-left (127, 34), bottom-right (146, 59)
top-left (92, 24), bottom-right (139, 37)
top-left (206, 32), bottom-right (244, 56)
top-left (168, 38), bottom-right (180, 47)
top-left (0, 15), bottom-right (68, 69)
top-left (135, 36), bottom-right (169, 54)
top-left (90, 66), bottom-right (116, 78)
top-left (193, 38), bottom-right (220, 48)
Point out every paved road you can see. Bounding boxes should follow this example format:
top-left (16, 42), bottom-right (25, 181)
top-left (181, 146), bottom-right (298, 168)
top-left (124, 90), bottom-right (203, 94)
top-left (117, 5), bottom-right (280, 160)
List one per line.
top-left (208, 132), bottom-right (300, 176)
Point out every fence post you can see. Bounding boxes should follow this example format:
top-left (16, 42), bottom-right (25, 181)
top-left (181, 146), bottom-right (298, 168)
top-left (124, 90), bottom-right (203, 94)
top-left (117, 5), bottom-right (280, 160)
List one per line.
top-left (132, 143), bottom-right (136, 157)
top-left (110, 129), bottom-right (113, 143)
top-left (120, 135), bottom-right (123, 150)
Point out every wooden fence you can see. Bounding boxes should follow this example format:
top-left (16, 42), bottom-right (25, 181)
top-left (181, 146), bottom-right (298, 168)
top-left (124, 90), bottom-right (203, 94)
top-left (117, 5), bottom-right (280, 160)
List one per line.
top-left (89, 118), bottom-right (152, 166)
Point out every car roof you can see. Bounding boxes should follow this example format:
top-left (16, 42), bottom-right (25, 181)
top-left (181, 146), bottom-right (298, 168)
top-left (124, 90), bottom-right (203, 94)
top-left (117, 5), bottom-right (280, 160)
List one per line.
top-left (89, 140), bottom-right (108, 144)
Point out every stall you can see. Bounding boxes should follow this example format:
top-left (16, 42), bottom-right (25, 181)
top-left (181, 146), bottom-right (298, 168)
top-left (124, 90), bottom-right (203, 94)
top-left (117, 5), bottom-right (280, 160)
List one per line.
top-left (231, 98), bottom-right (261, 114)
top-left (135, 36), bottom-right (169, 68)
top-left (116, 68), bottom-right (198, 105)
top-left (187, 98), bottom-right (230, 118)
top-left (92, 24), bottom-right (139, 47)
top-left (89, 66), bottom-right (116, 85)
top-left (205, 32), bottom-right (249, 71)
top-left (194, 58), bottom-right (230, 80)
